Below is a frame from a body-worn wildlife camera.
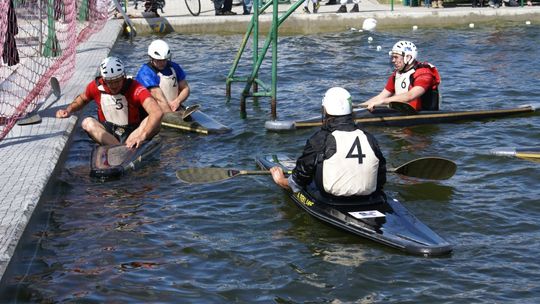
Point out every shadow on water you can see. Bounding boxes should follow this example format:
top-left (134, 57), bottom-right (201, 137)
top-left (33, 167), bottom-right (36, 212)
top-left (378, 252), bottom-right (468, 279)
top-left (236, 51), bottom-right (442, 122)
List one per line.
top-left (393, 181), bottom-right (455, 202)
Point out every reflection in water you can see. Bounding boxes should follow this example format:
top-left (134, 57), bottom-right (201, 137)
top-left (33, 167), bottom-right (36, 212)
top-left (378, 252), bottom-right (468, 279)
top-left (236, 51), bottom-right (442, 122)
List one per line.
top-left (383, 125), bottom-right (440, 154)
top-left (394, 182), bottom-right (455, 202)
top-left (319, 246), bottom-right (368, 267)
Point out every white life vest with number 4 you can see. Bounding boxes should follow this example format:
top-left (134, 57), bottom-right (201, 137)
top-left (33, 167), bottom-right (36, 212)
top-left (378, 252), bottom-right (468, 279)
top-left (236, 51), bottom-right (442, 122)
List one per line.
top-left (322, 130), bottom-right (379, 196)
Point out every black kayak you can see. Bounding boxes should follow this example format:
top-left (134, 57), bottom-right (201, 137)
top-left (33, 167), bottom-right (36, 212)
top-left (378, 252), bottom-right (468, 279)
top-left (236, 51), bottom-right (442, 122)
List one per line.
top-left (90, 135), bottom-right (162, 179)
top-left (265, 103), bottom-right (540, 131)
top-left (256, 154), bottom-right (453, 256)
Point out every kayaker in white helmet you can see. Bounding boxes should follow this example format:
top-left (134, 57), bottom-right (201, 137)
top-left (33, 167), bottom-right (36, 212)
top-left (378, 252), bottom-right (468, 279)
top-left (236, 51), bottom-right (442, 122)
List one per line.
top-left (360, 40), bottom-right (441, 112)
top-left (270, 87), bottom-right (386, 201)
top-left (136, 39), bottom-right (191, 114)
top-left (56, 56), bottom-right (162, 149)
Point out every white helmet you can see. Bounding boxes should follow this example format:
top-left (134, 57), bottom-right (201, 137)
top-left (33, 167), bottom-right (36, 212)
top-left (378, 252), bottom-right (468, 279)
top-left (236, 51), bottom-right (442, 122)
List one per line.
top-left (148, 39), bottom-right (171, 60)
top-left (322, 87), bottom-right (352, 116)
top-left (390, 40), bottom-right (417, 65)
top-left (100, 56), bottom-right (125, 80)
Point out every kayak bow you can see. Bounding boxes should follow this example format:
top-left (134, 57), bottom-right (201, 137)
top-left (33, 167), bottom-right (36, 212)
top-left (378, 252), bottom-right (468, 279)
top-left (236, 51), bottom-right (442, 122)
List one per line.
top-left (90, 136), bottom-right (162, 179)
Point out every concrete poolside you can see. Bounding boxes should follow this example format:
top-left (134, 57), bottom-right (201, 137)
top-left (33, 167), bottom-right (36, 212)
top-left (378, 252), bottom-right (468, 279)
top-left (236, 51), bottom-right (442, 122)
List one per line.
top-left (123, 0), bottom-right (540, 34)
top-left (1, 0), bottom-right (539, 283)
top-left (0, 20), bottom-right (125, 283)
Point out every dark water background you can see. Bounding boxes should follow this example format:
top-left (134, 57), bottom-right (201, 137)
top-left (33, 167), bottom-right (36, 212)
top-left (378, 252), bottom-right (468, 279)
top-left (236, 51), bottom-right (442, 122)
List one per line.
top-left (2, 20), bottom-right (540, 302)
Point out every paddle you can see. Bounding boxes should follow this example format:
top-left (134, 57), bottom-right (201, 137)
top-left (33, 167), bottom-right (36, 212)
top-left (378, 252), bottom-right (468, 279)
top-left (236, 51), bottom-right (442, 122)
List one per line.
top-left (490, 147), bottom-right (540, 160)
top-left (176, 168), bottom-right (277, 184)
top-left (387, 157), bottom-right (456, 180)
top-left (353, 102), bottom-right (416, 115)
top-left (352, 104), bottom-right (368, 109)
top-left (265, 102), bottom-right (416, 131)
top-left (176, 157), bottom-right (457, 184)
top-left (388, 101), bottom-right (417, 115)
top-left (17, 77), bottom-right (61, 126)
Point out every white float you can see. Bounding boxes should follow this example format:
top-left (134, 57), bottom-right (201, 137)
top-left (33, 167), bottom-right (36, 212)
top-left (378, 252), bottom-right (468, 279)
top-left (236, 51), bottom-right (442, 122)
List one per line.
top-left (362, 18), bottom-right (377, 31)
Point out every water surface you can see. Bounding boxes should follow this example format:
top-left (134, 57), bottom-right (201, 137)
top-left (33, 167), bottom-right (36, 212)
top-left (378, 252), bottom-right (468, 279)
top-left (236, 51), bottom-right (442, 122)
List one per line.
top-left (2, 22), bottom-right (540, 303)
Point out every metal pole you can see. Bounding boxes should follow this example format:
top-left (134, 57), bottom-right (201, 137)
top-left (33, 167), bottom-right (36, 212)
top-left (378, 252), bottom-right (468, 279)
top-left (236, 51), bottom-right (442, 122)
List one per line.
top-left (39, 0), bottom-right (43, 55)
top-left (227, 0), bottom-right (304, 119)
top-left (252, 0), bottom-right (260, 105)
top-left (271, 0), bottom-right (278, 119)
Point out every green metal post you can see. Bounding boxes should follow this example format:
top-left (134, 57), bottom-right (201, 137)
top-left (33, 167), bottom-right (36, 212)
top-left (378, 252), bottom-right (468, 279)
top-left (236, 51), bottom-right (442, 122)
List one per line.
top-left (43, 0), bottom-right (60, 57)
top-left (270, 0), bottom-right (278, 119)
top-left (225, 23), bottom-right (253, 102)
top-left (79, 0), bottom-right (89, 20)
top-left (226, 0), bottom-right (304, 119)
top-left (39, 0), bottom-right (43, 55)
top-left (252, 0), bottom-right (260, 106)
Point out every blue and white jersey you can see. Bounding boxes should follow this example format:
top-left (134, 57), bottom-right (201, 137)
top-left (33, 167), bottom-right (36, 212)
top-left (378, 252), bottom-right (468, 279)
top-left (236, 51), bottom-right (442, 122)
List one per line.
top-left (135, 61), bottom-right (187, 102)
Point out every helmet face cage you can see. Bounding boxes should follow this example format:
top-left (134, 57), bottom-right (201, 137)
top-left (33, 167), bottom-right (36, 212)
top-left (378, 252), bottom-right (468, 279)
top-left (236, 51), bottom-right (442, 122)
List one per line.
top-left (148, 39), bottom-right (171, 60)
top-left (100, 57), bottom-right (125, 81)
top-left (390, 40), bottom-right (417, 65)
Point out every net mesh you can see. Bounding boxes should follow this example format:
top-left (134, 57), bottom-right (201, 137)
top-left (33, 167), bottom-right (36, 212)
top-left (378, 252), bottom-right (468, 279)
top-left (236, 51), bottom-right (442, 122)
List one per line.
top-left (0, 0), bottom-right (110, 141)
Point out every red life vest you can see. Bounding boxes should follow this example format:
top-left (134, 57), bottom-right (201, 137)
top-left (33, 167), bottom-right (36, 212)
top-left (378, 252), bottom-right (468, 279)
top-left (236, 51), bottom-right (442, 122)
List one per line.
top-left (391, 61), bottom-right (441, 111)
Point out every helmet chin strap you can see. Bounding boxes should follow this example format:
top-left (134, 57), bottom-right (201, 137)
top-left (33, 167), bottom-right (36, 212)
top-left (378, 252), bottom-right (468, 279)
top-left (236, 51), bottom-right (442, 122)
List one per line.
top-left (399, 57), bottom-right (415, 73)
top-left (402, 55), bottom-right (416, 70)
top-left (390, 53), bottom-right (414, 73)
top-left (399, 63), bottom-right (414, 73)
top-left (321, 107), bottom-right (333, 127)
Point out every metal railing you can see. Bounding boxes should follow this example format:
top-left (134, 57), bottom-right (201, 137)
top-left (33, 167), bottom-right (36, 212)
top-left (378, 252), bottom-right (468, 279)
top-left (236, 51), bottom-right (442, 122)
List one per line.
top-left (226, 0), bottom-right (305, 120)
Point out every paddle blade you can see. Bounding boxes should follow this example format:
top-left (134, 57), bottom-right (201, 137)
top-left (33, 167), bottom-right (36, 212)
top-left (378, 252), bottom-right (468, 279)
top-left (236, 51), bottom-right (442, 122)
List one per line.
top-left (16, 114), bottom-right (42, 125)
top-left (51, 77), bottom-right (60, 97)
top-left (17, 77), bottom-right (60, 126)
top-left (389, 101), bottom-right (417, 115)
top-left (181, 104), bottom-right (200, 120)
top-left (391, 157), bottom-right (456, 180)
top-left (176, 167), bottom-right (241, 184)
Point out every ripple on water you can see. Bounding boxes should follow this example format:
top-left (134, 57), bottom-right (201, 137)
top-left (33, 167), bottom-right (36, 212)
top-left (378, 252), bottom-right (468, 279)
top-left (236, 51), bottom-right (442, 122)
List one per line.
top-left (4, 24), bottom-right (540, 303)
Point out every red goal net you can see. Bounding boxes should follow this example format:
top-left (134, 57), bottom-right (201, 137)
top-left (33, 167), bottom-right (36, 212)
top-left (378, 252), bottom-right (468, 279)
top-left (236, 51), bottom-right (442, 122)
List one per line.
top-left (0, 0), bottom-right (109, 141)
